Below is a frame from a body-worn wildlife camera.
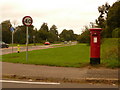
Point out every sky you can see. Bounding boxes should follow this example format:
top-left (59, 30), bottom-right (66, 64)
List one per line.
top-left (0, 0), bottom-right (116, 34)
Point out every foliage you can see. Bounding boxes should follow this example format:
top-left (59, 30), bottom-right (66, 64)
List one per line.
top-left (1, 21), bottom-right (62, 44)
top-left (97, 1), bottom-right (120, 38)
top-left (49, 25), bottom-right (58, 35)
top-left (37, 30), bottom-right (49, 41)
top-left (39, 23), bottom-right (49, 32)
top-left (101, 38), bottom-right (119, 68)
top-left (1, 19), bottom-right (78, 44)
top-left (77, 26), bottom-right (90, 44)
top-left (14, 25), bottom-right (35, 44)
top-left (59, 29), bottom-right (76, 41)
top-left (96, 2), bottom-right (110, 28)
top-left (77, 31), bottom-right (90, 44)
top-left (95, 1), bottom-right (120, 38)
top-left (49, 25), bottom-right (59, 43)
top-left (1, 20), bottom-right (12, 43)
top-left (112, 28), bottom-right (120, 38)
top-left (37, 23), bottom-right (59, 43)
top-left (48, 32), bottom-right (58, 43)
top-left (104, 1), bottom-right (120, 37)
top-left (0, 24), bottom-right (2, 41)
top-left (14, 29), bottom-right (26, 44)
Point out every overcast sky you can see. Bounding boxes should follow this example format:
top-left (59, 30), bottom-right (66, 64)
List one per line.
top-left (0, 0), bottom-right (116, 34)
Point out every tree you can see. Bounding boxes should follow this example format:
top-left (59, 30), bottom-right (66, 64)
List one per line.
top-left (1, 20), bottom-right (12, 43)
top-left (96, 2), bottom-right (111, 28)
top-left (49, 25), bottom-right (59, 42)
top-left (48, 32), bottom-right (57, 43)
top-left (37, 30), bottom-right (49, 42)
top-left (37, 23), bottom-right (49, 42)
top-left (49, 25), bottom-right (58, 35)
top-left (0, 24), bottom-right (2, 41)
top-left (105, 1), bottom-right (120, 37)
top-left (112, 28), bottom-right (120, 38)
top-left (77, 26), bottom-right (90, 43)
top-left (39, 23), bottom-right (49, 32)
top-left (14, 25), bottom-right (35, 44)
top-left (59, 29), bottom-right (76, 41)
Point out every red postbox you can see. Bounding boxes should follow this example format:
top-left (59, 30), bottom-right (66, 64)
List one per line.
top-left (89, 28), bottom-right (102, 64)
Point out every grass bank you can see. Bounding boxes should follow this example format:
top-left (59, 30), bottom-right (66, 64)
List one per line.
top-left (101, 38), bottom-right (119, 68)
top-left (2, 44), bottom-right (90, 67)
top-left (2, 38), bottom-right (119, 68)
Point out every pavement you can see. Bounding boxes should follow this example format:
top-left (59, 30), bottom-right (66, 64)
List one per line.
top-left (2, 62), bottom-right (119, 84)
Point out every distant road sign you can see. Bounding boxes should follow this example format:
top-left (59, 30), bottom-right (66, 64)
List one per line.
top-left (22, 16), bottom-right (33, 26)
top-left (10, 27), bottom-right (14, 32)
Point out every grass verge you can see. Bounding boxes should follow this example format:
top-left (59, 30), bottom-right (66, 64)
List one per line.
top-left (101, 38), bottom-right (119, 68)
top-left (2, 38), bottom-right (119, 68)
top-left (2, 44), bottom-right (90, 68)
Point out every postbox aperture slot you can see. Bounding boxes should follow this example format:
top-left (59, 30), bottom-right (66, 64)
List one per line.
top-left (92, 33), bottom-right (98, 36)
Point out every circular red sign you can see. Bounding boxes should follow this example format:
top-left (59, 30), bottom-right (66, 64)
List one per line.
top-left (22, 16), bottom-right (33, 26)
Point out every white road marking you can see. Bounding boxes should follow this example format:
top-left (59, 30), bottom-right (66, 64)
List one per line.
top-left (0, 80), bottom-right (60, 85)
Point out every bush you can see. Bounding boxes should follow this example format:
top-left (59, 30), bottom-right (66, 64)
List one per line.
top-left (112, 28), bottom-right (120, 38)
top-left (101, 38), bottom-right (119, 68)
top-left (77, 30), bottom-right (90, 44)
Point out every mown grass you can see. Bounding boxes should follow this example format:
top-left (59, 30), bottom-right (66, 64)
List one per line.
top-left (2, 44), bottom-right (90, 67)
top-left (2, 38), bottom-right (119, 68)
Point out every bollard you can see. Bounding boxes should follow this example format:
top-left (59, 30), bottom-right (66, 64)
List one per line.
top-left (17, 44), bottom-right (20, 53)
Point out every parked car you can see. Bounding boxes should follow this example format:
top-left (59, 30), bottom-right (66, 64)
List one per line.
top-left (44, 41), bottom-right (50, 45)
top-left (64, 41), bottom-right (68, 44)
top-left (0, 41), bottom-right (9, 48)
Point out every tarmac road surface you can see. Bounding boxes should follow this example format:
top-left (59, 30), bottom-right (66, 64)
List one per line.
top-left (0, 43), bottom-right (76, 55)
top-left (0, 44), bottom-right (56, 55)
top-left (1, 80), bottom-right (118, 88)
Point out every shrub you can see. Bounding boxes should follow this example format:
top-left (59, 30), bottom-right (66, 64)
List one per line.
top-left (101, 38), bottom-right (119, 68)
top-left (112, 28), bottom-right (120, 38)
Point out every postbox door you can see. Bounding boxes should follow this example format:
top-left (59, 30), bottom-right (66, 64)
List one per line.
top-left (91, 31), bottom-right (100, 58)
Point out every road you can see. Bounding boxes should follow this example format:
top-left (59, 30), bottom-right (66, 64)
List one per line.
top-left (0, 42), bottom-right (77, 55)
top-left (1, 80), bottom-right (118, 88)
top-left (0, 44), bottom-right (59, 55)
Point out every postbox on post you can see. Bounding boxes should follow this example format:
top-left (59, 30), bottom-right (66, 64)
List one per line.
top-left (89, 28), bottom-right (102, 65)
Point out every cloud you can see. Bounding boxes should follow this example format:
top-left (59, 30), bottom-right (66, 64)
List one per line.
top-left (0, 0), bottom-right (116, 34)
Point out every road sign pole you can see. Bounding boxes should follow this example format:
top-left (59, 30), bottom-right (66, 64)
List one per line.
top-left (12, 31), bottom-right (14, 53)
top-left (22, 16), bottom-right (33, 62)
top-left (10, 27), bottom-right (14, 53)
top-left (26, 26), bottom-right (29, 62)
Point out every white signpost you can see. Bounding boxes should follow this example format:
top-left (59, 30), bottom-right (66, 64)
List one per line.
top-left (10, 27), bottom-right (14, 53)
top-left (22, 16), bottom-right (33, 61)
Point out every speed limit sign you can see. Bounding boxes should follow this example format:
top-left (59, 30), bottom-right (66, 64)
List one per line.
top-left (22, 16), bottom-right (33, 62)
top-left (22, 16), bottom-right (33, 26)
